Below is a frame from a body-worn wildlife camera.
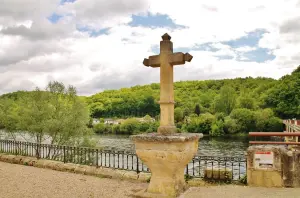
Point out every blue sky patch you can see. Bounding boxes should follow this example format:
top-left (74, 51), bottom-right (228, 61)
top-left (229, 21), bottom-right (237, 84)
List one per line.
top-left (223, 29), bottom-right (267, 47)
top-left (150, 43), bottom-right (219, 54)
top-left (77, 26), bottom-right (110, 37)
top-left (60, 0), bottom-right (76, 4)
top-left (223, 29), bottom-right (275, 63)
top-left (47, 13), bottom-right (63, 23)
top-left (238, 48), bottom-right (275, 63)
top-left (129, 12), bottom-right (185, 29)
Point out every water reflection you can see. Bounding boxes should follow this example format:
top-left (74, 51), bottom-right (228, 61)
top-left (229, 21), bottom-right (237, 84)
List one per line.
top-left (95, 134), bottom-right (249, 157)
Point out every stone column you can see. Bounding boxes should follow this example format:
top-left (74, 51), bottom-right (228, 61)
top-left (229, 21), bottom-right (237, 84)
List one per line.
top-left (157, 36), bottom-right (176, 135)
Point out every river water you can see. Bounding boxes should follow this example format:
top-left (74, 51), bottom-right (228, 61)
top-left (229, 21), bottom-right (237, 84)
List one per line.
top-left (94, 134), bottom-right (249, 157)
top-left (1, 131), bottom-right (249, 157)
top-left (1, 132), bottom-right (249, 179)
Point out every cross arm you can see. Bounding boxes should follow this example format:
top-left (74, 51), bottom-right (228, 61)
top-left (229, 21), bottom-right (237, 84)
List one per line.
top-left (143, 55), bottom-right (160, 67)
top-left (168, 52), bottom-right (193, 65)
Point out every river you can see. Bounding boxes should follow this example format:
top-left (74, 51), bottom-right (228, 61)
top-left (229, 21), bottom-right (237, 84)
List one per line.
top-left (94, 134), bottom-right (249, 157)
top-left (1, 131), bottom-right (249, 157)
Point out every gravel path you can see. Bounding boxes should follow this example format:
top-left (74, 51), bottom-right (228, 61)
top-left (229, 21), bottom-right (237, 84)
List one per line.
top-left (0, 162), bottom-right (147, 198)
top-left (1, 161), bottom-right (300, 198)
top-left (180, 186), bottom-right (300, 198)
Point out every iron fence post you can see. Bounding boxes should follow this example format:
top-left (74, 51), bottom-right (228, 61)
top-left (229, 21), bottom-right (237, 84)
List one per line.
top-left (63, 146), bottom-right (66, 163)
top-left (136, 156), bottom-right (139, 174)
top-left (96, 149), bottom-right (99, 168)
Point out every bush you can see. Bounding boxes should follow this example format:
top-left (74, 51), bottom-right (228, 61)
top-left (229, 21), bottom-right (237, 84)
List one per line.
top-left (112, 124), bottom-right (121, 134)
top-left (119, 118), bottom-right (140, 134)
top-left (223, 116), bottom-right (241, 134)
top-left (185, 113), bottom-right (215, 134)
top-left (210, 120), bottom-right (225, 136)
top-left (230, 108), bottom-right (256, 133)
top-left (93, 123), bottom-right (112, 134)
top-left (254, 109), bottom-right (283, 132)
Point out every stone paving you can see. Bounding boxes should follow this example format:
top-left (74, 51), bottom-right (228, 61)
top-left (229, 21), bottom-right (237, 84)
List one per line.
top-left (1, 161), bottom-right (300, 198)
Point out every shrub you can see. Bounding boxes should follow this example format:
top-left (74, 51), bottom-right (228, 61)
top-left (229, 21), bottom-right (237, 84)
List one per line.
top-left (210, 120), bottom-right (225, 136)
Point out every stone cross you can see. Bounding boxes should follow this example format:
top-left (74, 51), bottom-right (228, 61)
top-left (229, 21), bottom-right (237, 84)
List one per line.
top-left (143, 33), bottom-right (193, 135)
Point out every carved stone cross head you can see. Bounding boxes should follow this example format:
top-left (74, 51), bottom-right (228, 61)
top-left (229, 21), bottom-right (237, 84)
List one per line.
top-left (143, 33), bottom-right (193, 68)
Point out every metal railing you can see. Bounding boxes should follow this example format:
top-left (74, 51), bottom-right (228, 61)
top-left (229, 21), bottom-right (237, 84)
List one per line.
top-left (249, 132), bottom-right (300, 145)
top-left (0, 139), bottom-right (246, 181)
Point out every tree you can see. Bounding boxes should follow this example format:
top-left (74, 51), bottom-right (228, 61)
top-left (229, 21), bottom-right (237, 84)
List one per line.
top-left (210, 120), bottom-right (225, 136)
top-left (237, 94), bottom-right (256, 110)
top-left (194, 104), bottom-right (201, 116)
top-left (265, 66), bottom-right (300, 118)
top-left (254, 108), bottom-right (283, 132)
top-left (230, 108), bottom-right (256, 133)
top-left (214, 86), bottom-right (237, 115)
top-left (174, 107), bottom-right (184, 123)
top-left (0, 81), bottom-right (92, 158)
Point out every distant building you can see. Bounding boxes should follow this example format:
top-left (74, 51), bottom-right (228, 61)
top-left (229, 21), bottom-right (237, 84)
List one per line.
top-left (92, 119), bottom-right (100, 125)
top-left (104, 119), bottom-right (120, 125)
top-left (136, 116), bottom-right (155, 123)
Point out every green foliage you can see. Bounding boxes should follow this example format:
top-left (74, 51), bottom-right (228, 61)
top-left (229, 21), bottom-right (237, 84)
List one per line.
top-left (92, 117), bottom-right (159, 135)
top-left (265, 66), bottom-right (300, 118)
top-left (119, 118), bottom-right (140, 134)
top-left (210, 120), bottom-right (225, 136)
top-left (223, 116), bottom-right (240, 134)
top-left (239, 175), bottom-right (247, 185)
top-left (237, 94), bottom-right (256, 110)
top-left (230, 108), bottom-right (256, 133)
top-left (184, 113), bottom-right (215, 134)
top-left (2, 67), bottom-right (299, 136)
top-left (254, 108), bottom-right (283, 132)
top-left (84, 77), bottom-right (276, 119)
top-left (194, 104), bottom-right (201, 116)
top-left (174, 107), bottom-right (184, 123)
top-left (214, 86), bottom-right (237, 115)
top-left (0, 81), bottom-right (92, 148)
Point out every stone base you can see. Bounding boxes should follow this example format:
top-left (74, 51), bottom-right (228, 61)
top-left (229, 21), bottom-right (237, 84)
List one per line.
top-left (157, 125), bottom-right (177, 135)
top-left (131, 133), bottom-right (202, 198)
top-left (247, 145), bottom-right (300, 187)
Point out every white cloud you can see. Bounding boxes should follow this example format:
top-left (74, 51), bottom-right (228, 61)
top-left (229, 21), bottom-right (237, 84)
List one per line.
top-left (0, 0), bottom-right (299, 95)
top-left (235, 46), bottom-right (257, 52)
top-left (58, 0), bottom-right (151, 29)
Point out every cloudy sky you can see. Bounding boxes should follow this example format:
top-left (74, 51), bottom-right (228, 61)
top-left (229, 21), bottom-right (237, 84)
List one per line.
top-left (0, 0), bottom-right (299, 95)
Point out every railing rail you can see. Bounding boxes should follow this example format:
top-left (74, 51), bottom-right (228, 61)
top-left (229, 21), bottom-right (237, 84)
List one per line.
top-left (0, 139), bottom-right (246, 181)
top-left (249, 132), bottom-right (300, 145)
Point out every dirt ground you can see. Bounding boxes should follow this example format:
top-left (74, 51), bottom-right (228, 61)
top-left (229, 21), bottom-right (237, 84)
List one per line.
top-left (1, 161), bottom-right (300, 198)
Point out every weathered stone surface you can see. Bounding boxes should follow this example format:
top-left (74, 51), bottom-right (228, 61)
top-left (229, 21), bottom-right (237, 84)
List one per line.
top-left (138, 172), bottom-right (151, 182)
top-left (204, 167), bottom-right (232, 180)
top-left (85, 166), bottom-right (97, 176)
top-left (123, 171), bottom-right (138, 180)
top-left (142, 33), bottom-right (193, 135)
top-left (132, 136), bottom-right (201, 197)
top-left (52, 161), bottom-right (65, 171)
top-left (187, 178), bottom-right (207, 187)
top-left (62, 163), bottom-right (76, 172)
top-left (35, 159), bottom-right (49, 168)
top-left (131, 133), bottom-right (202, 142)
top-left (74, 164), bottom-right (87, 174)
top-left (248, 169), bottom-right (282, 187)
top-left (246, 145), bottom-right (300, 187)
top-left (12, 156), bottom-right (23, 164)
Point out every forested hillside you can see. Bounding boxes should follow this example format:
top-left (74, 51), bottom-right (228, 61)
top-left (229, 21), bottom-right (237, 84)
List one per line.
top-left (1, 66), bottom-right (299, 136)
top-left (87, 77), bottom-right (276, 118)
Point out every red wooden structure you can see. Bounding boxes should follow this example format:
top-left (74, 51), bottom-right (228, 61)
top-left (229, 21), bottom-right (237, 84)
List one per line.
top-left (249, 119), bottom-right (300, 145)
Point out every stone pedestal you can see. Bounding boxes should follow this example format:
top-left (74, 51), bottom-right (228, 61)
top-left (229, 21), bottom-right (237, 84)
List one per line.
top-left (247, 145), bottom-right (300, 187)
top-left (131, 133), bottom-right (202, 198)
